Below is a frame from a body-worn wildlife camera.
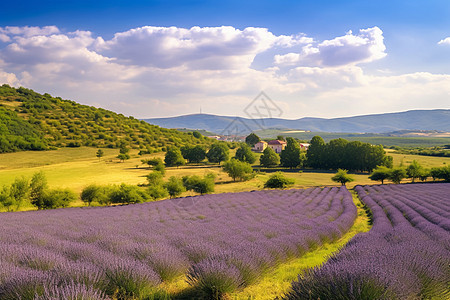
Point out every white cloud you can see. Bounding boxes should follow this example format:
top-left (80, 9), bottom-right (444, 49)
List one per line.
top-left (0, 25), bottom-right (448, 119)
top-left (95, 26), bottom-right (309, 70)
top-left (0, 26), bottom-right (60, 38)
top-left (438, 37), bottom-right (450, 45)
top-left (274, 27), bottom-right (386, 67)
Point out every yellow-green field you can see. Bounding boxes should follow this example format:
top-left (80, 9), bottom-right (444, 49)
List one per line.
top-left (1, 147), bottom-right (449, 208)
top-left (386, 148), bottom-right (450, 168)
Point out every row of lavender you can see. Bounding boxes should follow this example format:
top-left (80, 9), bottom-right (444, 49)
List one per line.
top-left (0, 186), bottom-right (356, 299)
top-left (286, 183), bottom-right (450, 300)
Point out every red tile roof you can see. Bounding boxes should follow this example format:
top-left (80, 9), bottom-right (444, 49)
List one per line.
top-left (268, 140), bottom-right (287, 145)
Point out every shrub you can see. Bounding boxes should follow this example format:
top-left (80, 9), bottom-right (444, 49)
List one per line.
top-left (147, 171), bottom-right (164, 186)
top-left (264, 172), bottom-right (295, 189)
top-left (109, 184), bottom-right (149, 204)
top-left (41, 188), bottom-right (77, 209)
top-left (164, 176), bottom-right (186, 198)
top-left (147, 185), bottom-right (169, 200)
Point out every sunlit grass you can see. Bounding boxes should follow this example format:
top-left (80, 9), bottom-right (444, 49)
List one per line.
top-left (1, 146), bottom-right (448, 210)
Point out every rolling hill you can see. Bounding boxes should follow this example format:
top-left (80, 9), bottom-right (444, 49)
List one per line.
top-left (0, 85), bottom-right (212, 153)
top-left (143, 109), bottom-right (450, 134)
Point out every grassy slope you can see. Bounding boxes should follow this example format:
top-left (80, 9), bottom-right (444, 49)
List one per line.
top-left (0, 85), bottom-right (212, 152)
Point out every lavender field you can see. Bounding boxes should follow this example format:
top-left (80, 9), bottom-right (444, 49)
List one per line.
top-left (0, 187), bottom-right (356, 299)
top-left (286, 183), bottom-right (450, 300)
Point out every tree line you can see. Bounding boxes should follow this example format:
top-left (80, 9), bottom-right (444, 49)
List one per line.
top-left (369, 161), bottom-right (450, 184)
top-left (306, 136), bottom-right (392, 172)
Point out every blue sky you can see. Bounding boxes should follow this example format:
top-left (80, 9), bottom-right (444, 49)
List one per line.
top-left (1, 0), bottom-right (449, 119)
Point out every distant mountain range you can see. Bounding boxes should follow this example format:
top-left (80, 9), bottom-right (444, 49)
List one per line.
top-left (143, 109), bottom-right (450, 135)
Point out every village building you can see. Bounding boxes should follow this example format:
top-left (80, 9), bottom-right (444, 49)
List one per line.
top-left (253, 140), bottom-right (268, 152)
top-left (267, 140), bottom-right (287, 153)
top-left (300, 143), bottom-right (310, 150)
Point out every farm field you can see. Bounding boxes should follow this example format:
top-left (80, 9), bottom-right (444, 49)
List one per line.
top-left (2, 147), bottom-right (449, 210)
top-left (0, 186), bottom-right (358, 299)
top-left (386, 148), bottom-right (450, 168)
top-left (286, 183), bottom-right (450, 299)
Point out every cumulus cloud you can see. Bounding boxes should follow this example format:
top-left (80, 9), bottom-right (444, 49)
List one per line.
top-left (0, 25), bottom-right (448, 119)
top-left (438, 37), bottom-right (450, 45)
top-left (274, 27), bottom-right (386, 67)
top-left (95, 26), bottom-right (310, 70)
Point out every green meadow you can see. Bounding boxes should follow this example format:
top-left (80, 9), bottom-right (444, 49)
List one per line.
top-left (1, 146), bottom-right (449, 210)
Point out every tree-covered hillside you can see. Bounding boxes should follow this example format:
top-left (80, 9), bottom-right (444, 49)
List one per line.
top-left (0, 85), bottom-right (213, 153)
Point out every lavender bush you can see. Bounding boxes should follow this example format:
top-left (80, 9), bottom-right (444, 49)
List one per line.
top-left (285, 183), bottom-right (450, 300)
top-left (0, 186), bottom-right (357, 299)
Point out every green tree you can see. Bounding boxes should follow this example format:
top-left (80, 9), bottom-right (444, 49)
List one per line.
top-left (41, 188), bottom-right (76, 209)
top-left (143, 158), bottom-right (166, 175)
top-left (264, 172), bottom-right (295, 189)
top-left (418, 169), bottom-right (430, 182)
top-left (406, 160), bottom-right (423, 183)
top-left (234, 144), bottom-right (256, 164)
top-left (192, 131), bottom-right (202, 139)
top-left (245, 133), bottom-right (260, 147)
top-left (280, 137), bottom-right (305, 169)
top-left (382, 155), bottom-right (394, 169)
top-left (81, 184), bottom-right (102, 206)
top-left (222, 159), bottom-right (254, 182)
top-left (117, 153), bottom-right (130, 162)
top-left (306, 136), bottom-right (326, 169)
top-left (30, 171), bottom-right (48, 209)
top-left (117, 141), bottom-right (130, 162)
top-left (0, 186), bottom-right (14, 212)
top-left (147, 185), bottom-right (169, 200)
top-left (165, 147), bottom-right (186, 167)
top-left (369, 166), bottom-right (392, 184)
top-left (147, 171), bottom-right (165, 186)
top-left (183, 175), bottom-right (215, 195)
top-left (326, 138), bottom-right (348, 170)
top-left (164, 176), bottom-right (186, 198)
top-left (181, 145), bottom-right (206, 163)
top-left (430, 167), bottom-right (445, 181)
top-left (96, 149), bottom-right (104, 160)
top-left (9, 176), bottom-right (29, 210)
top-left (110, 184), bottom-right (149, 204)
top-left (276, 135), bottom-right (285, 142)
top-left (259, 147), bottom-right (280, 167)
top-left (389, 167), bottom-right (407, 184)
top-left (206, 143), bottom-right (229, 165)
top-left (119, 141), bottom-right (130, 155)
top-left (331, 169), bottom-right (354, 186)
